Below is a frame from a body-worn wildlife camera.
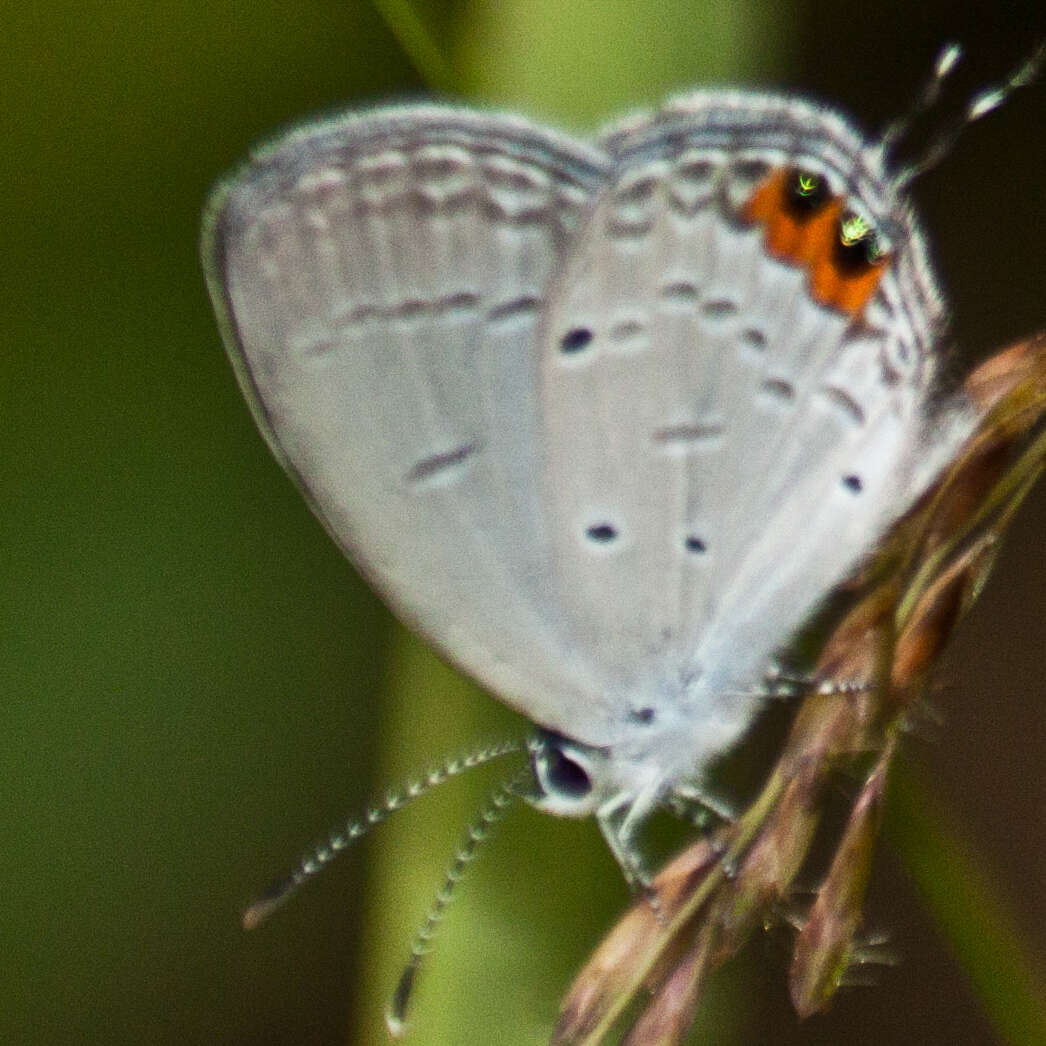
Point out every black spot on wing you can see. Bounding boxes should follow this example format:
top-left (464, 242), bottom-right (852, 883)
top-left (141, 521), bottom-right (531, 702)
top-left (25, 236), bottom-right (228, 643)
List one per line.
top-left (487, 295), bottom-right (541, 323)
top-left (406, 440), bottom-right (481, 487)
top-left (652, 422), bottom-right (724, 447)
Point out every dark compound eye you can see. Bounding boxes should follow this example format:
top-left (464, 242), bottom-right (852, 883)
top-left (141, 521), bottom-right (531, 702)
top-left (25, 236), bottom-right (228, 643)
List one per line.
top-left (542, 744), bottom-right (592, 799)
top-left (786, 168), bottom-right (830, 215)
top-left (684, 535), bottom-right (707, 553)
top-left (560, 327), bottom-right (594, 353)
top-left (842, 473), bottom-right (863, 493)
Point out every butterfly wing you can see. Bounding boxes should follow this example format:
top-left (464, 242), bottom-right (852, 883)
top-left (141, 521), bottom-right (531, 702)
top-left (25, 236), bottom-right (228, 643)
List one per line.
top-left (204, 95), bottom-right (975, 774)
top-left (203, 106), bottom-right (624, 741)
top-left (535, 93), bottom-right (974, 742)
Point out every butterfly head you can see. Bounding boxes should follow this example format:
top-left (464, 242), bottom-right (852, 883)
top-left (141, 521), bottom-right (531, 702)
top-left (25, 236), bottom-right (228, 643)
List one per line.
top-left (527, 729), bottom-right (618, 818)
top-left (526, 724), bottom-right (682, 823)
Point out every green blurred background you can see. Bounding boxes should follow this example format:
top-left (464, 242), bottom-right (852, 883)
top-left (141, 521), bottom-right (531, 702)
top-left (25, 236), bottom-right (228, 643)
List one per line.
top-left (4, 2), bottom-right (1045, 1044)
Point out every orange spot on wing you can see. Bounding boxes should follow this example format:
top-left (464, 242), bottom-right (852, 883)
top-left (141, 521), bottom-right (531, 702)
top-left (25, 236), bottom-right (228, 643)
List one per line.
top-left (814, 257), bottom-right (885, 314)
top-left (742, 168), bottom-right (889, 318)
top-left (741, 169), bottom-right (787, 223)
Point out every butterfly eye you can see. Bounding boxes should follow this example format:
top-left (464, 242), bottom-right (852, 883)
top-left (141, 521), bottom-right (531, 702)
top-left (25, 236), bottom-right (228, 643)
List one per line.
top-left (528, 730), bottom-right (602, 816)
top-left (836, 210), bottom-right (888, 270)
top-left (786, 168), bottom-right (830, 214)
top-left (544, 746), bottom-right (591, 798)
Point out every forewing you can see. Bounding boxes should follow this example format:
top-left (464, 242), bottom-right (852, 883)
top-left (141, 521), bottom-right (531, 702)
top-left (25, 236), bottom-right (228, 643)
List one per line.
top-left (202, 106), bottom-right (618, 738)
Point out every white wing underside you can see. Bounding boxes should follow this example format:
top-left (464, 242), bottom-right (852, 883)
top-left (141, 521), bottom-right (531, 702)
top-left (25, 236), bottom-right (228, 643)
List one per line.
top-left (204, 97), bottom-right (972, 757)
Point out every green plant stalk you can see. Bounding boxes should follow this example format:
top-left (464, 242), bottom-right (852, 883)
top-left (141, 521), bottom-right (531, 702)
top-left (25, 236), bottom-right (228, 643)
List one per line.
top-left (371, 0), bottom-right (458, 93)
top-left (888, 761), bottom-right (1046, 1046)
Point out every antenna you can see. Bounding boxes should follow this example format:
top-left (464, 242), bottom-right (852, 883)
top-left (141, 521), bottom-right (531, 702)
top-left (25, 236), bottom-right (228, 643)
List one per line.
top-left (896, 40), bottom-right (1046, 189)
top-left (880, 41), bottom-right (964, 156)
top-left (386, 770), bottom-right (528, 1037)
top-left (242, 740), bottom-right (523, 930)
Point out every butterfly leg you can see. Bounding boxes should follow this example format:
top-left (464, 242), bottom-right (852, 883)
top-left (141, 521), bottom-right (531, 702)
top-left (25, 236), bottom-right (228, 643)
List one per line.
top-left (595, 788), bottom-right (663, 909)
top-left (668, 782), bottom-right (738, 826)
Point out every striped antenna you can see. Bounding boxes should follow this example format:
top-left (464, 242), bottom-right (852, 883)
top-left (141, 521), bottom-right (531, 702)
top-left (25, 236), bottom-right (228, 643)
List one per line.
top-left (242, 740), bottom-right (523, 930)
top-left (880, 41), bottom-right (964, 156)
top-left (897, 40), bottom-right (1045, 188)
top-left (385, 770), bottom-right (529, 1038)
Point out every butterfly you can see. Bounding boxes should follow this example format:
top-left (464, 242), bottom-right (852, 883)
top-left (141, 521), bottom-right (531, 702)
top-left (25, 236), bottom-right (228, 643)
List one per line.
top-left (201, 41), bottom-right (1043, 1038)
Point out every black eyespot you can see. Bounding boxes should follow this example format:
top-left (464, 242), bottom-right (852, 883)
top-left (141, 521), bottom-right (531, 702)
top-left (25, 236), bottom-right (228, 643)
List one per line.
top-left (630, 707), bottom-right (656, 725)
top-left (834, 211), bottom-right (887, 273)
top-left (834, 236), bottom-right (881, 272)
top-left (843, 474), bottom-right (863, 493)
top-left (560, 327), bottom-right (594, 353)
top-left (543, 745), bottom-right (592, 799)
top-left (585, 523), bottom-right (617, 543)
top-left (786, 168), bottom-right (830, 215)
top-left (684, 535), bottom-right (706, 553)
